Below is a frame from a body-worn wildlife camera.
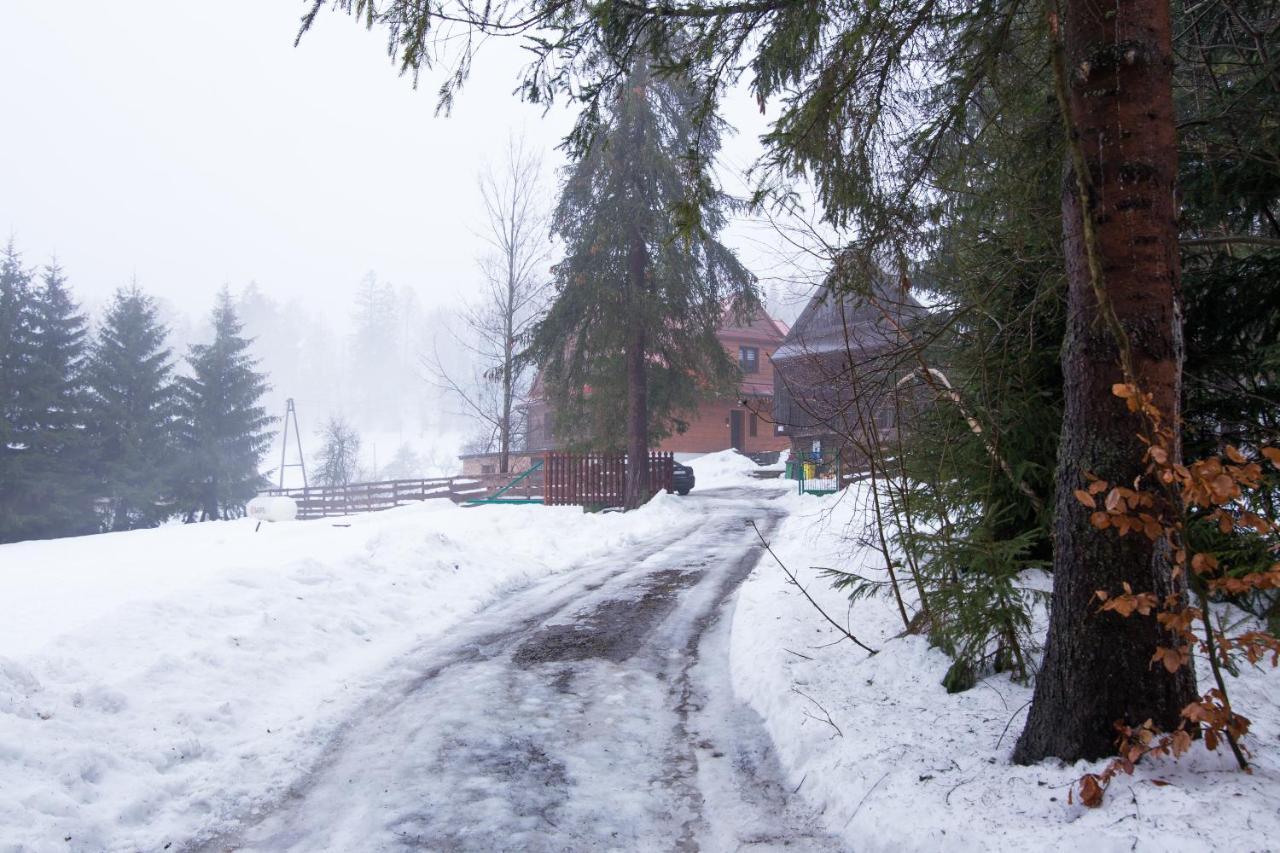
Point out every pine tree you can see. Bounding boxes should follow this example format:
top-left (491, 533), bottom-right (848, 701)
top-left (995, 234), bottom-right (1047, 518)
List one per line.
top-left (382, 442), bottom-right (423, 479)
top-left (176, 289), bottom-right (273, 521)
top-left (0, 240), bottom-right (37, 542)
top-left (85, 286), bottom-right (179, 531)
top-left (23, 262), bottom-right (95, 538)
top-left (525, 59), bottom-right (758, 507)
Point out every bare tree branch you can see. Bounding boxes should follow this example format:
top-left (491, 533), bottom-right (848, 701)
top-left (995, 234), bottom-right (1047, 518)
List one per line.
top-left (426, 133), bottom-right (553, 469)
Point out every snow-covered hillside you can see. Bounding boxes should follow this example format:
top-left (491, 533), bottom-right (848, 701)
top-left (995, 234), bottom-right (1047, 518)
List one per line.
top-left (0, 495), bottom-right (698, 851)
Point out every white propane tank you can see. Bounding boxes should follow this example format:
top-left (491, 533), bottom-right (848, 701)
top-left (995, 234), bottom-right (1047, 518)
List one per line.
top-left (247, 495), bottom-right (299, 523)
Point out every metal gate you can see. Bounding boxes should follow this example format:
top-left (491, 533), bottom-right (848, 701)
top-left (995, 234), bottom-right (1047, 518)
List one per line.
top-left (795, 450), bottom-right (841, 495)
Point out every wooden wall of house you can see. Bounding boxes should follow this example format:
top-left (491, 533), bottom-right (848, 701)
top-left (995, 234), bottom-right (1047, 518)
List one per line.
top-left (656, 316), bottom-right (790, 455)
top-left (524, 398), bottom-right (555, 452)
top-left (657, 398), bottom-right (790, 455)
top-left (512, 307), bottom-right (791, 459)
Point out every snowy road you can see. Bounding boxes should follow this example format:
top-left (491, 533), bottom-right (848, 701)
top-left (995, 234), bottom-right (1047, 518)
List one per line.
top-left (199, 487), bottom-right (842, 852)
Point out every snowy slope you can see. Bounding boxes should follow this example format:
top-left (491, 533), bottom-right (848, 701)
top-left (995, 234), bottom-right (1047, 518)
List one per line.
top-left (0, 496), bottom-right (699, 852)
top-left (730, 484), bottom-right (1280, 851)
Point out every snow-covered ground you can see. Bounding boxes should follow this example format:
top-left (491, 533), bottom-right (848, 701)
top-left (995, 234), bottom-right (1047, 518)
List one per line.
top-left (215, 484), bottom-right (829, 852)
top-left (7, 461), bottom-right (1272, 851)
top-left (0, 495), bottom-right (699, 851)
top-left (730, 483), bottom-right (1280, 851)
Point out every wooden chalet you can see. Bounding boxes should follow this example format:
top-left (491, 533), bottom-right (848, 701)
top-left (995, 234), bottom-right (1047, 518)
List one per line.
top-left (654, 305), bottom-right (791, 457)
top-left (772, 269), bottom-right (924, 480)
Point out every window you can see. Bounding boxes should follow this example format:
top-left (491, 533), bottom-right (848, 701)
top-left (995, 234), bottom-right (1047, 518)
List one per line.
top-left (749, 413), bottom-right (758, 437)
top-left (739, 346), bottom-right (760, 374)
top-left (481, 464), bottom-right (496, 475)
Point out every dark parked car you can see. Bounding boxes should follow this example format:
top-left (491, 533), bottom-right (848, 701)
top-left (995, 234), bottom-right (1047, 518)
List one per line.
top-left (672, 462), bottom-right (695, 496)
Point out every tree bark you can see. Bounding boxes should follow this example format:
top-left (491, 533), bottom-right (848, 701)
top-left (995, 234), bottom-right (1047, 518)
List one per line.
top-left (111, 499), bottom-right (130, 533)
top-left (205, 478), bottom-right (221, 522)
top-left (1014, 0), bottom-right (1197, 763)
top-left (624, 229), bottom-right (650, 510)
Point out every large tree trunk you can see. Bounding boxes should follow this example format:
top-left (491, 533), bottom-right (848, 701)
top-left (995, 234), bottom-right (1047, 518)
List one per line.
top-left (111, 498), bottom-right (130, 533)
top-left (624, 230), bottom-right (650, 510)
top-left (1014, 0), bottom-right (1196, 762)
top-left (205, 476), bottom-right (221, 522)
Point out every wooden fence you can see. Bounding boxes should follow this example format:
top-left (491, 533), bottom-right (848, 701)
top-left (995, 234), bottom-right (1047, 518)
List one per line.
top-left (544, 451), bottom-right (674, 507)
top-left (262, 469), bottom-right (545, 520)
top-left (261, 452), bottom-right (674, 518)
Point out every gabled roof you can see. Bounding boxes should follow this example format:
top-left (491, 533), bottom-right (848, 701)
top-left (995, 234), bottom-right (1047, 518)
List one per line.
top-left (773, 265), bottom-right (924, 363)
top-left (717, 299), bottom-right (790, 344)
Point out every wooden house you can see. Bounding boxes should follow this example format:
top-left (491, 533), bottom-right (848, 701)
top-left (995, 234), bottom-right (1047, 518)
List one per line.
top-left (772, 271), bottom-right (924, 479)
top-left (654, 305), bottom-right (791, 457)
top-left (462, 305), bottom-right (791, 473)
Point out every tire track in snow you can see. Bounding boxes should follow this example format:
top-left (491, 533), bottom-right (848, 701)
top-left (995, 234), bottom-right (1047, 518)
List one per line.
top-left (196, 488), bottom-right (845, 852)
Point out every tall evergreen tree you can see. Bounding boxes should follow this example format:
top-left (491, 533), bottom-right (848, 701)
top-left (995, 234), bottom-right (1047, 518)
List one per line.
top-left (85, 286), bottom-right (179, 531)
top-left (22, 262), bottom-right (95, 538)
top-left (525, 59), bottom-right (758, 507)
top-left (176, 289), bottom-right (273, 521)
top-left (0, 240), bottom-right (37, 542)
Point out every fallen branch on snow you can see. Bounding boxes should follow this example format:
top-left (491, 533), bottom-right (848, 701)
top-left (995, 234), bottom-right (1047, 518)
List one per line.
top-left (749, 520), bottom-right (879, 656)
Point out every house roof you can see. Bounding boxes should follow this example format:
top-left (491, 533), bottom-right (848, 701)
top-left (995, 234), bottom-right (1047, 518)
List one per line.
top-left (773, 266), bottom-right (924, 363)
top-left (717, 300), bottom-right (790, 345)
top-left (770, 262), bottom-right (926, 434)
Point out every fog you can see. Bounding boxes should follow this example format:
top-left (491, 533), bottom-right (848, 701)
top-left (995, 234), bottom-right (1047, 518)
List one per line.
top-left (1, 1), bottom-right (825, 476)
top-left (0, 1), bottom-right (579, 318)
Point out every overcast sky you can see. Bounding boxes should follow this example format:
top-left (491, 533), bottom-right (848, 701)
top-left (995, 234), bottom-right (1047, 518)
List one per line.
top-left (0, 2), bottom-right (822, 326)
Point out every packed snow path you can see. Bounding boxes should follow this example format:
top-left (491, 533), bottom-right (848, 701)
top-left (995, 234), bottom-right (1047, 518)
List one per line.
top-left (202, 487), bottom-right (841, 852)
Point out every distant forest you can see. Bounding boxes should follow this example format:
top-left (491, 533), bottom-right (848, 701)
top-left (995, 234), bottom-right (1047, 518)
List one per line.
top-left (0, 239), bottom-right (472, 543)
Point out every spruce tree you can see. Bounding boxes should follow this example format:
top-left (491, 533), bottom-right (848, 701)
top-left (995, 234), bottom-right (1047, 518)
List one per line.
top-left (176, 289), bottom-right (273, 521)
top-left (525, 59), bottom-right (758, 507)
top-left (0, 241), bottom-right (37, 542)
top-left (85, 286), bottom-right (179, 531)
top-left (23, 262), bottom-right (95, 538)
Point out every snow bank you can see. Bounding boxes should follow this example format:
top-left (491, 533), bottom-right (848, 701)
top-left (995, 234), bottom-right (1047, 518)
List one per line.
top-left (0, 494), bottom-right (698, 852)
top-left (730, 485), bottom-right (1280, 851)
top-left (685, 449), bottom-right (765, 488)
